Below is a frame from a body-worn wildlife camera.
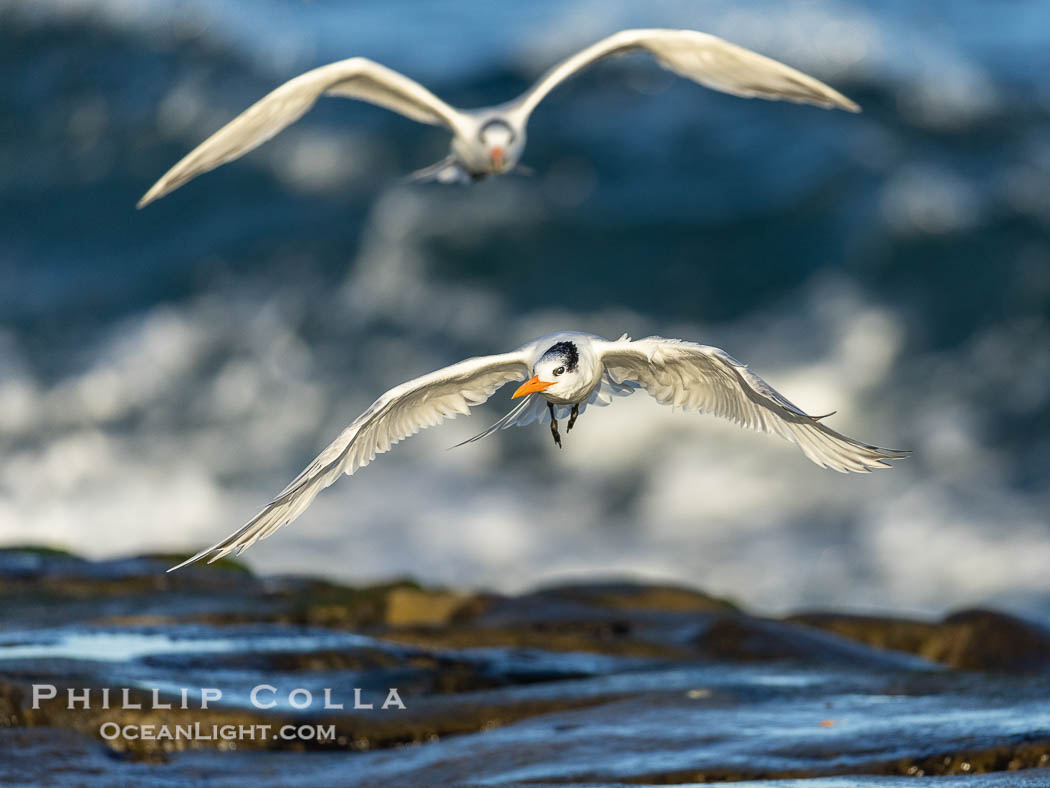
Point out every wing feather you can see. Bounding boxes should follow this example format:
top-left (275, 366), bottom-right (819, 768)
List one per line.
top-left (511, 28), bottom-right (859, 121)
top-left (169, 348), bottom-right (531, 570)
top-left (599, 336), bottom-right (906, 473)
top-left (139, 58), bottom-right (465, 207)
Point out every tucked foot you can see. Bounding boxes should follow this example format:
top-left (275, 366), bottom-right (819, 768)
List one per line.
top-left (567, 403), bottom-right (579, 433)
top-left (548, 403), bottom-right (562, 449)
top-left (404, 157), bottom-right (475, 185)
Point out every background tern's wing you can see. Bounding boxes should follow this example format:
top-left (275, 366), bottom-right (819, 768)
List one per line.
top-left (139, 57), bottom-right (467, 207)
top-left (511, 28), bottom-right (859, 121)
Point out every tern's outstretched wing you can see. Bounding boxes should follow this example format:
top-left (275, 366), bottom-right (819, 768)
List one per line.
top-left (598, 335), bottom-right (906, 473)
top-left (139, 58), bottom-right (467, 207)
top-left (169, 348), bottom-right (532, 570)
top-left (510, 28), bottom-right (859, 121)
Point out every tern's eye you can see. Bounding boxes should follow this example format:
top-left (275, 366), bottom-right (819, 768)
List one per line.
top-left (554, 366), bottom-right (565, 376)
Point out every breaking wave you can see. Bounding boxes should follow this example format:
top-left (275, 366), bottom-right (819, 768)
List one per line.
top-left (2, 0), bottom-right (1048, 615)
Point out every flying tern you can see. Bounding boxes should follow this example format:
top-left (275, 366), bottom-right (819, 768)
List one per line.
top-left (138, 28), bottom-right (859, 206)
top-left (169, 331), bottom-right (905, 570)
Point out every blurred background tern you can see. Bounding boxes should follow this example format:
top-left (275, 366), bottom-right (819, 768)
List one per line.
top-left (137, 28), bottom-right (858, 205)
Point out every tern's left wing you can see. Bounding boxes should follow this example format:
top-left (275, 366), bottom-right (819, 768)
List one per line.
top-left (509, 28), bottom-right (859, 122)
top-left (139, 57), bottom-right (469, 207)
top-left (598, 335), bottom-right (906, 473)
top-left (169, 347), bottom-right (532, 570)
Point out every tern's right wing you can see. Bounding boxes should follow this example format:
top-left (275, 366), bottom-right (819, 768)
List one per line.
top-left (139, 57), bottom-right (468, 207)
top-left (598, 335), bottom-right (907, 473)
top-left (169, 346), bottom-right (533, 571)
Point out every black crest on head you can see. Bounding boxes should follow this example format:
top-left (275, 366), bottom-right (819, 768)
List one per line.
top-left (543, 341), bottom-right (579, 372)
top-left (478, 118), bottom-right (515, 143)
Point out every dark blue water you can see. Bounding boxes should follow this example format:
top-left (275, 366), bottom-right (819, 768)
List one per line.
top-left (1, 0), bottom-right (1048, 616)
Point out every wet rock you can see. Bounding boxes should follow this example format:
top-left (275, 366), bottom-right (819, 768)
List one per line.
top-left (0, 546), bottom-right (86, 581)
top-left (0, 547), bottom-right (253, 588)
top-left (4, 546), bottom-right (1050, 785)
top-left (790, 608), bottom-right (1050, 672)
top-left (789, 611), bottom-right (942, 657)
top-left (0, 728), bottom-right (142, 786)
top-left (384, 587), bottom-right (475, 627)
top-left (0, 680), bottom-right (25, 727)
top-left (937, 610), bottom-right (1050, 672)
top-left (381, 581), bottom-right (737, 660)
top-left (529, 580), bottom-right (739, 614)
top-left (0, 547), bottom-right (267, 629)
top-left (625, 739), bottom-right (1050, 784)
top-left (250, 578), bottom-right (473, 630)
top-left (689, 613), bottom-right (936, 668)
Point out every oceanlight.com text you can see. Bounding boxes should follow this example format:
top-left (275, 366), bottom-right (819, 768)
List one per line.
top-left (99, 721), bottom-right (337, 743)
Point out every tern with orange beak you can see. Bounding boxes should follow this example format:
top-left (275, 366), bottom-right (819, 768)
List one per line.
top-left (138, 28), bottom-right (858, 206)
top-left (168, 331), bottom-right (905, 571)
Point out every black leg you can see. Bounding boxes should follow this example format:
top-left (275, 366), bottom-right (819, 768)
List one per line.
top-left (567, 403), bottom-right (579, 433)
top-left (548, 403), bottom-right (562, 449)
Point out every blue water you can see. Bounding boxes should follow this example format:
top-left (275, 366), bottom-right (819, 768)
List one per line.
top-left (1, 0), bottom-right (1049, 616)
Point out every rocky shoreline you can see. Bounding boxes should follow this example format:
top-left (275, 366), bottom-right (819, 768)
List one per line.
top-left (2, 546), bottom-right (1050, 786)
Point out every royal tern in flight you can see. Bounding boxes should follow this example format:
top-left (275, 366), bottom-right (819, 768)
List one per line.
top-left (138, 28), bottom-right (858, 206)
top-left (169, 331), bottom-right (904, 570)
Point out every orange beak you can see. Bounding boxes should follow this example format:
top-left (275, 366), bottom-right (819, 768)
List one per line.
top-left (512, 375), bottom-right (555, 399)
top-left (490, 146), bottom-right (504, 170)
